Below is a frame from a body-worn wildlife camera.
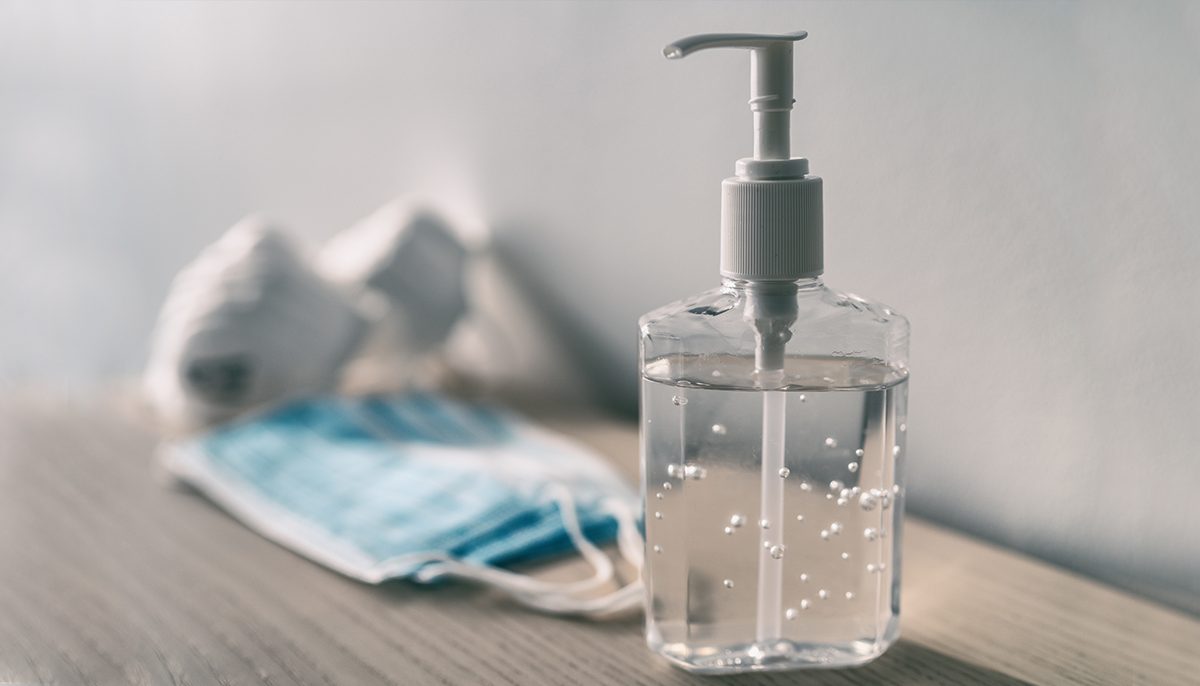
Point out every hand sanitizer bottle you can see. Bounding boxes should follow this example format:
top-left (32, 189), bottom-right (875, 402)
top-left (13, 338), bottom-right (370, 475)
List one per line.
top-left (640, 31), bottom-right (910, 673)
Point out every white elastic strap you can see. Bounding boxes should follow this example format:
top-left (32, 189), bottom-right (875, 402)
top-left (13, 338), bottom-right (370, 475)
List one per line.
top-left (604, 498), bottom-right (645, 571)
top-left (415, 485), bottom-right (644, 618)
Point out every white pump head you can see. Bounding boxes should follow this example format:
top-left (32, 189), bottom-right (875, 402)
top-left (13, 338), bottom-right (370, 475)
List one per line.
top-left (665, 31), bottom-right (823, 282)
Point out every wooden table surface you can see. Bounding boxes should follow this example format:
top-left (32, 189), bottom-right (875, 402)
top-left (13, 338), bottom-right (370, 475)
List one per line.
top-left (1, 389), bottom-right (1197, 686)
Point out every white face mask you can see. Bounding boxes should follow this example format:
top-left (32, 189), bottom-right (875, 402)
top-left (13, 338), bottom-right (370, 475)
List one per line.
top-left (144, 201), bottom-right (475, 429)
top-left (144, 217), bottom-right (367, 429)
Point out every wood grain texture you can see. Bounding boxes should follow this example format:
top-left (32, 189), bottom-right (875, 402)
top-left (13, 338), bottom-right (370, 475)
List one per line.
top-left (0, 389), bottom-right (1196, 685)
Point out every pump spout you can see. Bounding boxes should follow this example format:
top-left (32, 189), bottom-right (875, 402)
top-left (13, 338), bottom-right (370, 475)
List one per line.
top-left (663, 32), bottom-right (807, 161)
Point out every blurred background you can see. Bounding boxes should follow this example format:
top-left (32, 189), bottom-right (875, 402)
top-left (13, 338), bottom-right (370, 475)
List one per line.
top-left (2, 1), bottom-right (1197, 615)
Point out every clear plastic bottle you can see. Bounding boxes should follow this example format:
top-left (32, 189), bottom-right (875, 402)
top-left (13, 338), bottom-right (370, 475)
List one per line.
top-left (640, 31), bottom-right (911, 673)
top-left (640, 278), bottom-right (909, 672)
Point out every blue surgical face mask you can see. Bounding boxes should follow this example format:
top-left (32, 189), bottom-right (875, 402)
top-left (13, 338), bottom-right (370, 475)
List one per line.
top-left (161, 392), bottom-right (643, 617)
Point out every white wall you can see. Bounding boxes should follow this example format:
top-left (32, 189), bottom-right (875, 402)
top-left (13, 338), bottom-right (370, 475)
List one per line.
top-left (2, 1), bottom-right (1198, 611)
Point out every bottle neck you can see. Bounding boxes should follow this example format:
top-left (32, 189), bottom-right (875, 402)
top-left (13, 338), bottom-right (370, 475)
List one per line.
top-left (721, 276), bottom-right (823, 296)
top-left (725, 278), bottom-right (815, 373)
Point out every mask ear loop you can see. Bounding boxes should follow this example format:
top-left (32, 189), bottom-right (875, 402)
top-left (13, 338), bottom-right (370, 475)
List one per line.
top-left (603, 498), bottom-right (645, 572)
top-left (345, 403), bottom-right (643, 616)
top-left (414, 485), bottom-right (644, 618)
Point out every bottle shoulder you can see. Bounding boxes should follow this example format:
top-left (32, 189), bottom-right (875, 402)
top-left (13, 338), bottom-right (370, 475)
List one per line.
top-left (639, 282), bottom-right (909, 387)
top-left (640, 283), bottom-right (909, 337)
top-left (638, 286), bottom-right (735, 331)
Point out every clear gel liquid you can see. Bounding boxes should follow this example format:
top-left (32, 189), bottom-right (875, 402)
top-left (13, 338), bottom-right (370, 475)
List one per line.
top-left (641, 355), bottom-right (907, 673)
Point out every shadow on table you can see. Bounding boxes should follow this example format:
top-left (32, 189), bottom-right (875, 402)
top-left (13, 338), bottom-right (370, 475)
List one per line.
top-left (165, 446), bottom-right (1030, 686)
top-left (846, 639), bottom-right (1033, 685)
top-left (646, 639), bottom-right (1036, 686)
top-left (372, 573), bottom-right (1034, 684)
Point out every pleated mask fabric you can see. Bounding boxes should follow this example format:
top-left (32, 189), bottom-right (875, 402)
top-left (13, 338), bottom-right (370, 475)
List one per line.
top-left (161, 392), bottom-right (644, 617)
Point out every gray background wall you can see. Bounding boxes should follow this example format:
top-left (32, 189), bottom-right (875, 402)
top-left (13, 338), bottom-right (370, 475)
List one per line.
top-left (3, 2), bottom-right (1197, 612)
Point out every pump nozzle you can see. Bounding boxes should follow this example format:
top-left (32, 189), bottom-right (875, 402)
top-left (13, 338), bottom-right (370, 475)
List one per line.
top-left (664, 32), bottom-right (806, 161)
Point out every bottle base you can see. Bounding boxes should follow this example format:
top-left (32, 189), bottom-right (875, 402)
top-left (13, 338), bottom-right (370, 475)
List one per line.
top-left (651, 633), bottom-right (896, 674)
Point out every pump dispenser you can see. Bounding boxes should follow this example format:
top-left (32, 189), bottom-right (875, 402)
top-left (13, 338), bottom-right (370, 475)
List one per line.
top-left (666, 32), bottom-right (821, 288)
top-left (640, 31), bottom-right (911, 673)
